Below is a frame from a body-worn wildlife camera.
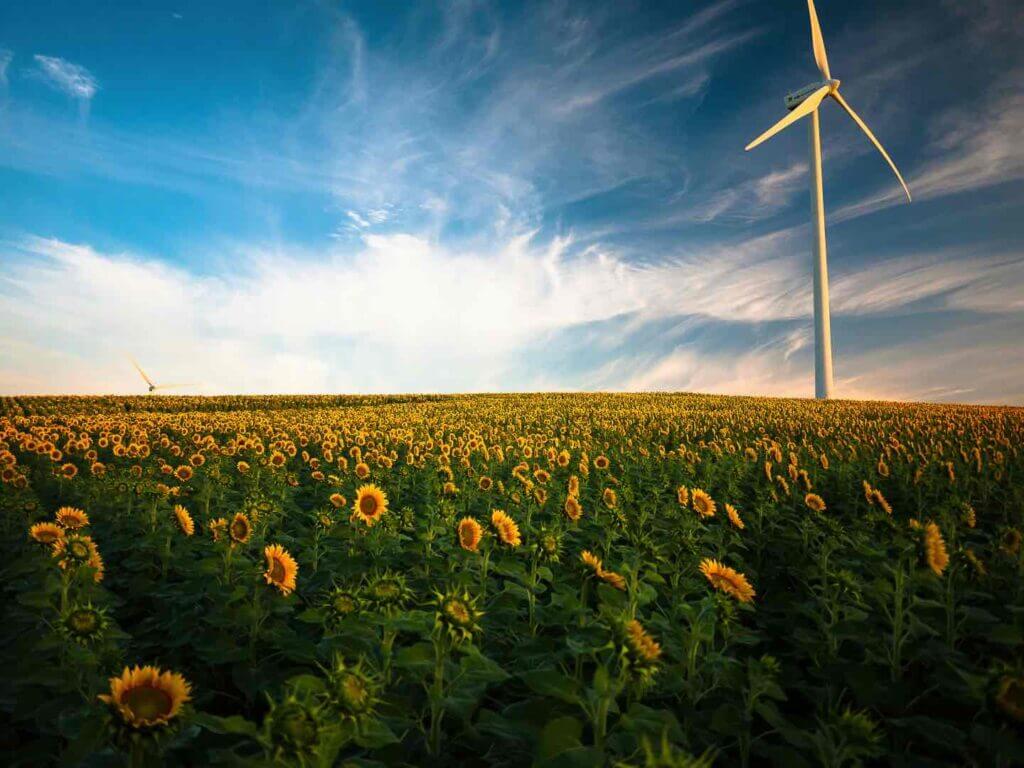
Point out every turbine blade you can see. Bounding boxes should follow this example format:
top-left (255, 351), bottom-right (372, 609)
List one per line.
top-left (129, 356), bottom-right (155, 388)
top-left (807, 0), bottom-right (831, 80)
top-left (152, 383), bottom-right (196, 391)
top-left (831, 90), bottom-right (912, 201)
top-left (745, 84), bottom-right (830, 151)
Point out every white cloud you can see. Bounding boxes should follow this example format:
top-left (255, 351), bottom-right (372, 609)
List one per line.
top-left (0, 49), bottom-right (12, 86)
top-left (2, 232), bottom-right (1021, 400)
top-left (32, 55), bottom-right (98, 99)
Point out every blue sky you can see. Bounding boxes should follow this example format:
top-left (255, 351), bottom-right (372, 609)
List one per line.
top-left (1, 0), bottom-right (1022, 402)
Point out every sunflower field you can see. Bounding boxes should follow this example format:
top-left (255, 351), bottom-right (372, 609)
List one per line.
top-left (1, 393), bottom-right (1023, 767)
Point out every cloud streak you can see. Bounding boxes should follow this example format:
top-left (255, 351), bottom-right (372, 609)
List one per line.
top-left (31, 55), bottom-right (98, 100)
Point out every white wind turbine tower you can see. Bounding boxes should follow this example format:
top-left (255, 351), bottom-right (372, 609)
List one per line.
top-left (745, 0), bottom-right (911, 399)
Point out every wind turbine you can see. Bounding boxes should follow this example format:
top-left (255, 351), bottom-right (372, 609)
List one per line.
top-left (129, 356), bottom-right (192, 394)
top-left (745, 0), bottom-right (911, 399)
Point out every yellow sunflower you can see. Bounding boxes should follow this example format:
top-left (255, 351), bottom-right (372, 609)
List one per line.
top-left (699, 558), bottom-right (756, 603)
top-left (329, 493), bottom-right (347, 508)
top-left (457, 517), bottom-right (483, 552)
top-left (625, 619), bottom-right (662, 662)
top-left (491, 510), bottom-right (521, 547)
top-left (725, 503), bottom-right (745, 530)
top-left (353, 484), bottom-right (388, 527)
top-left (263, 544), bottom-right (299, 596)
top-left (564, 495), bottom-right (582, 522)
top-left (173, 505), bottom-right (195, 536)
top-left (229, 512), bottom-right (251, 544)
top-left (804, 493), bottom-right (827, 513)
top-left (602, 488), bottom-right (618, 509)
top-left (29, 522), bottom-right (64, 544)
top-left (55, 506), bottom-right (90, 530)
top-left (691, 489), bottom-right (716, 518)
top-left (924, 522), bottom-right (949, 576)
top-left (355, 461), bottom-right (371, 479)
top-left (676, 486), bottom-right (689, 507)
top-left (600, 569), bottom-right (627, 590)
top-left (98, 665), bottom-right (191, 728)
top-left (581, 550), bottom-right (603, 575)
top-left (209, 517), bottom-right (227, 542)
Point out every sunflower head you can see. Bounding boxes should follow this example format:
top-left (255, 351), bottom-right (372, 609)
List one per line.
top-left (691, 489), bottom-right (716, 518)
top-left (622, 618), bottom-right (663, 689)
top-left (353, 484), bottom-right (388, 527)
top-left (60, 602), bottom-right (109, 646)
top-left (602, 488), bottom-right (618, 509)
top-left (490, 509), bottom-right (521, 547)
top-left (536, 526), bottom-right (563, 563)
top-left (229, 512), bottom-right (251, 544)
top-left (564, 495), bottom-right (583, 522)
top-left (996, 675), bottom-right (1024, 723)
top-left (699, 558), bottom-right (756, 604)
top-left (98, 665), bottom-right (191, 729)
top-left (434, 588), bottom-right (484, 646)
top-left (457, 516), bottom-right (483, 552)
top-left (208, 517), bottom-right (227, 542)
top-left (325, 587), bottom-right (362, 626)
top-left (804, 493), bottom-right (827, 513)
top-left (53, 532), bottom-right (97, 569)
top-left (725, 503), bottom-right (745, 530)
top-left (363, 571), bottom-right (413, 613)
top-left (55, 506), bottom-right (90, 530)
top-left (263, 544), bottom-right (299, 596)
top-left (923, 522), bottom-right (949, 576)
top-left (173, 505), bottom-right (195, 536)
top-left (29, 521), bottom-right (64, 545)
top-left (325, 656), bottom-right (380, 719)
top-left (263, 695), bottom-right (322, 759)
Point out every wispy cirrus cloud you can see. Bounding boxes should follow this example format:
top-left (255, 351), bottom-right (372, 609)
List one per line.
top-left (31, 54), bottom-right (98, 100)
top-left (0, 49), bottom-right (12, 87)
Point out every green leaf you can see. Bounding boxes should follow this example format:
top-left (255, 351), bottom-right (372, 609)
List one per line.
top-left (193, 712), bottom-right (260, 738)
top-left (354, 717), bottom-right (399, 749)
top-left (521, 670), bottom-right (581, 704)
top-left (536, 716), bottom-right (584, 761)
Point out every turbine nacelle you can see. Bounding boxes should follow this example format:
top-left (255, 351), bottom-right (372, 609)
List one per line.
top-left (786, 79), bottom-right (840, 111)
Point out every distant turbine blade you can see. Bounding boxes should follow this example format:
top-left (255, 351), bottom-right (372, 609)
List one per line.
top-left (831, 90), bottom-right (912, 201)
top-left (129, 356), bottom-right (155, 388)
top-left (152, 383), bottom-right (197, 391)
top-left (807, 0), bottom-right (831, 80)
top-left (745, 84), bottom-right (830, 151)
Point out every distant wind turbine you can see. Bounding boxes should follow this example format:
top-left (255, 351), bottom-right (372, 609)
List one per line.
top-left (744, 0), bottom-right (911, 399)
top-left (129, 356), bottom-right (193, 394)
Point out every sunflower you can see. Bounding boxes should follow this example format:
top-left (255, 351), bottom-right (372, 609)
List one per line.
top-left (434, 588), bottom-right (484, 645)
top-left (676, 486), bottom-right (689, 507)
top-left (625, 619), bottom-right (662, 662)
top-left (491, 509), bottom-right (521, 547)
top-left (581, 550), bottom-right (603, 575)
top-left (699, 558), bottom-right (756, 603)
top-left (229, 512), bottom-right (252, 544)
top-left (326, 588), bottom-right (361, 622)
top-left (600, 569), bottom-right (627, 590)
top-left (55, 506), bottom-right (90, 530)
top-left (60, 462), bottom-right (78, 479)
top-left (355, 461), bottom-right (371, 479)
top-left (326, 656), bottom-right (379, 719)
top-left (329, 492), bottom-right (347, 508)
top-left (568, 475), bottom-right (580, 496)
top-left (996, 675), bottom-right (1024, 723)
top-left (871, 489), bottom-right (892, 516)
top-left (264, 544), bottom-right (299, 596)
top-left (594, 455), bottom-right (610, 470)
top-left (923, 522), bottom-right (949, 576)
top-left (478, 475), bottom-right (493, 491)
top-left (209, 517), bottom-right (227, 542)
top-left (265, 696), bottom-right (323, 758)
top-left (174, 465), bottom-right (193, 483)
top-left (52, 533), bottom-right (97, 570)
top-left (29, 522), bottom-right (64, 544)
top-left (457, 517), bottom-right (483, 552)
top-left (1002, 528), bottom-right (1022, 556)
top-left (98, 665), bottom-right (191, 728)
top-left (364, 571), bottom-right (413, 612)
top-left (804, 493), bottom-right (827, 513)
top-left (602, 488), bottom-right (618, 509)
top-left (564, 495), bottom-right (582, 522)
top-left (725, 503), bottom-right (745, 530)
top-left (60, 602), bottom-right (109, 646)
top-left (691, 489), bottom-right (716, 518)
top-left (353, 484), bottom-right (388, 527)
top-left (173, 505), bottom-right (195, 536)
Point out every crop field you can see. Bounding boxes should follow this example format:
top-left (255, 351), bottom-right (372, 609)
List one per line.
top-left (1, 393), bottom-right (1023, 767)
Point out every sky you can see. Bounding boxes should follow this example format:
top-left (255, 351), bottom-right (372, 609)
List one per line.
top-left (1, 0), bottom-right (1023, 403)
